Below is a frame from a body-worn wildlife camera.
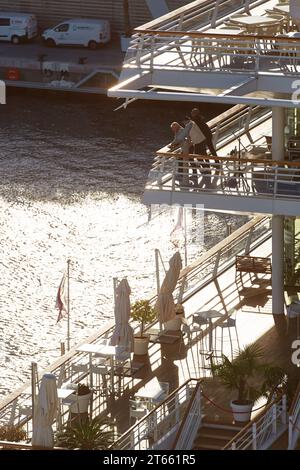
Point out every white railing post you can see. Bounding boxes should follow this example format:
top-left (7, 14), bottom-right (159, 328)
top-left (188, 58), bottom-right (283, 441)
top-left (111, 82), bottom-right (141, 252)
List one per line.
top-left (136, 34), bottom-right (144, 67)
top-left (272, 404), bottom-right (277, 435)
top-left (244, 226), bottom-right (254, 255)
top-left (252, 423), bottom-right (257, 450)
top-left (213, 251), bottom-right (221, 278)
top-left (175, 393), bottom-right (180, 422)
top-left (281, 395), bottom-right (287, 425)
top-left (152, 410), bottom-right (158, 442)
top-left (273, 165), bottom-right (278, 198)
top-left (288, 416), bottom-right (294, 450)
top-left (150, 36), bottom-right (155, 72)
top-left (231, 441), bottom-right (237, 450)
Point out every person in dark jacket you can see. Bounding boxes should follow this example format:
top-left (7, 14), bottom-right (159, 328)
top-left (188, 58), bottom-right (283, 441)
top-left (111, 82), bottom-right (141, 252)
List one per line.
top-left (190, 108), bottom-right (220, 182)
top-left (190, 108), bottom-right (217, 156)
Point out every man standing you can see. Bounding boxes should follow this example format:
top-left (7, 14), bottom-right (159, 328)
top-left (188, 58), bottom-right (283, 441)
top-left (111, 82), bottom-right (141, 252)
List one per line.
top-left (191, 108), bottom-right (217, 156)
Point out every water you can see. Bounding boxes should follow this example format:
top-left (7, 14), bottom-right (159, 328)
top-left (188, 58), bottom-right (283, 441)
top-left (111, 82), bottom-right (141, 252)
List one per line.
top-left (0, 92), bottom-right (247, 397)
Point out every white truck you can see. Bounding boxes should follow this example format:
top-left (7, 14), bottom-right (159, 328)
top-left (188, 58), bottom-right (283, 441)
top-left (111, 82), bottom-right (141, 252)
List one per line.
top-left (42, 18), bottom-right (111, 49)
top-left (0, 12), bottom-right (38, 44)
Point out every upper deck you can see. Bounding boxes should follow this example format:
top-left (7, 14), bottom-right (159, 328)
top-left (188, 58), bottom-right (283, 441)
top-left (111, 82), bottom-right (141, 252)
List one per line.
top-left (142, 103), bottom-right (300, 216)
top-left (108, 0), bottom-right (300, 109)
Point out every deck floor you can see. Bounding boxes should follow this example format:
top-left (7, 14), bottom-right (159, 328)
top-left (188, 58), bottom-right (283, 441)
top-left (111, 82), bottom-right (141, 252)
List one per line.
top-left (96, 235), bottom-right (299, 441)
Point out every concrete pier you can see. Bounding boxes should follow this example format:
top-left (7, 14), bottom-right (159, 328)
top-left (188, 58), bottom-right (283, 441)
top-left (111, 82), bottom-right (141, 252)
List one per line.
top-left (0, 36), bottom-right (124, 94)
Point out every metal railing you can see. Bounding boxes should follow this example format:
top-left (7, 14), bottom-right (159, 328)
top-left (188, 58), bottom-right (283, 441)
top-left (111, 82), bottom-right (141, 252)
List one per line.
top-left (112, 378), bottom-right (200, 450)
top-left (123, 0), bottom-right (264, 68)
top-left (288, 383), bottom-right (300, 449)
top-left (125, 29), bottom-right (300, 77)
top-left (132, 0), bottom-right (257, 34)
top-left (224, 394), bottom-right (287, 450)
top-left (147, 153), bottom-right (300, 202)
top-left (0, 215), bottom-right (270, 445)
top-left (172, 380), bottom-right (202, 450)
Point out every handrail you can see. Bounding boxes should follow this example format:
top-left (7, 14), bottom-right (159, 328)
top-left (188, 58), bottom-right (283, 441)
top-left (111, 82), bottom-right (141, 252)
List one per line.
top-left (111, 378), bottom-right (198, 449)
top-left (155, 152), bottom-right (300, 167)
top-left (179, 216), bottom-right (266, 279)
top-left (0, 440), bottom-right (66, 450)
top-left (172, 379), bottom-right (202, 449)
top-left (133, 29), bottom-right (300, 44)
top-left (134, 0), bottom-right (263, 31)
top-left (223, 394), bottom-right (286, 450)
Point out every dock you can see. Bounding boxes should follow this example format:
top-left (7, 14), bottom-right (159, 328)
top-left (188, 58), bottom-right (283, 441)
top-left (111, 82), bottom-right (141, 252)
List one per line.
top-left (0, 35), bottom-right (124, 95)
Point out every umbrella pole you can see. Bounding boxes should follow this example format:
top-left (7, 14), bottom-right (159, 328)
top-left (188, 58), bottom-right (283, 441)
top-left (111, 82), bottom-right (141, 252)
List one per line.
top-left (67, 259), bottom-right (71, 351)
top-left (155, 248), bottom-right (160, 295)
top-left (184, 208), bottom-right (188, 267)
top-left (31, 361), bottom-right (38, 429)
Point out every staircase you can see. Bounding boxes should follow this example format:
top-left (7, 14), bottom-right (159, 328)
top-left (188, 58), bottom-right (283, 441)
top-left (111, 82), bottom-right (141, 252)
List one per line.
top-left (193, 421), bottom-right (243, 450)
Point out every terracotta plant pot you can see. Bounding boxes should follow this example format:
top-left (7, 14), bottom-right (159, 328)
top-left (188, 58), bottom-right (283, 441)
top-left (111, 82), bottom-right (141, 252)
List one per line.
top-left (134, 336), bottom-right (149, 355)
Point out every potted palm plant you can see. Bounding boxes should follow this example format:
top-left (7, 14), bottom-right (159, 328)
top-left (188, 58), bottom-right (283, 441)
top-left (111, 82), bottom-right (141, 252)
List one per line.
top-left (131, 299), bottom-right (156, 355)
top-left (212, 343), bottom-right (285, 423)
top-left (55, 417), bottom-right (114, 450)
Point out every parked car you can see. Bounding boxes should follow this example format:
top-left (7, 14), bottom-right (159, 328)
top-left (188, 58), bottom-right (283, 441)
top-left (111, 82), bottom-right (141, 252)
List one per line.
top-left (0, 12), bottom-right (38, 44)
top-left (42, 18), bottom-right (111, 49)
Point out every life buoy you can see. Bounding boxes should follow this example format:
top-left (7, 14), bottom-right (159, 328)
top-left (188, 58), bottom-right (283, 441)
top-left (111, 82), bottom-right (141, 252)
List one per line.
top-left (6, 68), bottom-right (20, 81)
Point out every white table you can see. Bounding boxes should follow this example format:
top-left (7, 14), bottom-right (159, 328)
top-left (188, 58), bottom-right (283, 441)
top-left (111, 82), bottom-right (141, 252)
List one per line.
top-left (135, 377), bottom-right (164, 405)
top-left (193, 310), bottom-right (224, 350)
top-left (205, 28), bottom-right (244, 35)
top-left (57, 388), bottom-right (75, 400)
top-left (76, 343), bottom-right (117, 393)
top-left (229, 15), bottom-right (283, 32)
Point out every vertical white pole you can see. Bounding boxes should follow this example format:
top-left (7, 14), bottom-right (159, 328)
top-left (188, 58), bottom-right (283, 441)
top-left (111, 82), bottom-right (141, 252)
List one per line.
top-left (184, 208), bottom-right (188, 267)
top-left (272, 108), bottom-right (285, 330)
top-left (67, 259), bottom-right (71, 351)
top-left (155, 248), bottom-right (160, 295)
top-left (31, 361), bottom-right (37, 429)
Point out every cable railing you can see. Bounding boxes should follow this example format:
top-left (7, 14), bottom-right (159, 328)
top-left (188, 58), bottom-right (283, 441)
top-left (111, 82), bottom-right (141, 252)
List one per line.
top-left (147, 153), bottom-right (300, 203)
top-left (112, 378), bottom-right (199, 450)
top-left (223, 394), bottom-right (287, 450)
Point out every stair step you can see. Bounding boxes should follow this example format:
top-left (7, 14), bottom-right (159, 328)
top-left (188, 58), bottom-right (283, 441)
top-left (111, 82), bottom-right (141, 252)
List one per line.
top-left (202, 419), bottom-right (244, 432)
top-left (194, 442), bottom-right (224, 450)
top-left (193, 436), bottom-right (231, 448)
top-left (197, 431), bottom-right (236, 441)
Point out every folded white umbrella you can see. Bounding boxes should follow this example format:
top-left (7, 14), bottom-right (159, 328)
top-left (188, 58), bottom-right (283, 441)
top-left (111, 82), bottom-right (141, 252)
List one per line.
top-left (110, 278), bottom-right (134, 352)
top-left (32, 373), bottom-right (58, 448)
top-left (155, 251), bottom-right (183, 324)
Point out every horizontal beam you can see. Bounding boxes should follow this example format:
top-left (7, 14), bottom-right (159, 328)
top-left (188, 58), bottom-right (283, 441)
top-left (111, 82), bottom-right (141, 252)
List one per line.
top-left (108, 87), bottom-right (300, 109)
top-left (143, 189), bottom-right (300, 216)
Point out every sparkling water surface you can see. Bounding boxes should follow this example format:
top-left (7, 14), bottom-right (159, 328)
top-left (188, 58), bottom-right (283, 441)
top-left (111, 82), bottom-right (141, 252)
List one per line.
top-left (0, 93), bottom-right (247, 397)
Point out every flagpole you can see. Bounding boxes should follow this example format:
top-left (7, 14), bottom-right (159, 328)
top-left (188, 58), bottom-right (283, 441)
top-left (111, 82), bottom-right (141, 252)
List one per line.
top-left (67, 259), bottom-right (71, 351)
